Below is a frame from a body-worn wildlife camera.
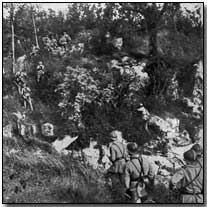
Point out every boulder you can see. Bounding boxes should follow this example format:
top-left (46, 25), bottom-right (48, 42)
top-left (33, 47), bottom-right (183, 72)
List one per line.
top-left (194, 60), bottom-right (203, 80)
top-left (3, 124), bottom-right (13, 138)
top-left (82, 146), bottom-right (100, 169)
top-left (173, 130), bottom-right (191, 146)
top-left (149, 115), bottom-right (179, 134)
top-left (52, 135), bottom-right (78, 153)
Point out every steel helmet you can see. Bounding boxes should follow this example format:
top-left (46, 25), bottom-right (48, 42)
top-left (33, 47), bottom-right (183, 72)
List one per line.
top-left (191, 143), bottom-right (203, 156)
top-left (127, 142), bottom-right (138, 155)
top-left (184, 149), bottom-right (197, 162)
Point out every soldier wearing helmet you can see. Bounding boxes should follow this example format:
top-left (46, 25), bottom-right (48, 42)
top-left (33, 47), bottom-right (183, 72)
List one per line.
top-left (170, 149), bottom-right (203, 203)
top-left (124, 142), bottom-right (155, 203)
top-left (107, 130), bottom-right (128, 189)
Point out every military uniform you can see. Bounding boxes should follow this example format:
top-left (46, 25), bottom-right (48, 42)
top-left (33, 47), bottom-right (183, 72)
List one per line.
top-left (15, 72), bottom-right (25, 94)
top-left (109, 140), bottom-right (127, 174)
top-left (22, 85), bottom-right (33, 111)
top-left (107, 131), bottom-right (128, 193)
top-left (42, 36), bottom-right (51, 51)
top-left (171, 153), bottom-right (203, 203)
top-left (124, 154), bottom-right (155, 203)
top-left (64, 33), bottom-right (71, 43)
top-left (37, 63), bottom-right (45, 82)
top-left (51, 38), bottom-right (57, 48)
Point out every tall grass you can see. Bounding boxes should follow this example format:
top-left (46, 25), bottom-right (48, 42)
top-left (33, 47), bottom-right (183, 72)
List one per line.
top-left (3, 135), bottom-right (114, 203)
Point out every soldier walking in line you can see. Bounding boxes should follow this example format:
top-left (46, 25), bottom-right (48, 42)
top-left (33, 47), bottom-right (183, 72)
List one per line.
top-left (124, 142), bottom-right (155, 203)
top-left (42, 35), bottom-right (51, 51)
top-left (170, 149), bottom-right (203, 203)
top-left (21, 83), bottom-right (33, 111)
top-left (36, 61), bottom-right (45, 82)
top-left (107, 130), bottom-right (128, 188)
top-left (59, 32), bottom-right (71, 51)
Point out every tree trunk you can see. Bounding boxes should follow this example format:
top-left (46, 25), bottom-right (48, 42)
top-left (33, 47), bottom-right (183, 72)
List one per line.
top-left (148, 3), bottom-right (168, 57)
top-left (32, 11), bottom-right (39, 48)
top-left (11, 4), bottom-right (15, 74)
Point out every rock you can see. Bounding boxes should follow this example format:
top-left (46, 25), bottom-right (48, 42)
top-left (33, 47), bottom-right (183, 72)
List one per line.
top-left (173, 130), bottom-right (191, 146)
top-left (3, 124), bottom-right (13, 137)
top-left (82, 144), bottom-right (100, 169)
top-left (52, 135), bottom-right (78, 153)
top-left (194, 60), bottom-right (203, 80)
top-left (168, 144), bottom-right (193, 161)
top-left (149, 115), bottom-right (179, 134)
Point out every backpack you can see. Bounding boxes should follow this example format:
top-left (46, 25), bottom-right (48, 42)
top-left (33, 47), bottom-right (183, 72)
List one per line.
top-left (130, 156), bottom-right (151, 198)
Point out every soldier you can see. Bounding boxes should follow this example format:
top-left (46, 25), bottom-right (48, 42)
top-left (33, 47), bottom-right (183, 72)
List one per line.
top-left (137, 103), bottom-right (150, 121)
top-left (21, 83), bottom-right (33, 111)
top-left (42, 35), bottom-right (51, 51)
top-left (59, 32), bottom-right (71, 51)
top-left (15, 71), bottom-right (25, 94)
top-left (30, 44), bottom-right (39, 56)
top-left (36, 61), bottom-right (45, 82)
top-left (137, 103), bottom-right (150, 133)
top-left (63, 32), bottom-right (71, 46)
top-left (107, 130), bottom-right (128, 187)
top-left (59, 35), bottom-right (67, 51)
top-left (124, 142), bottom-right (155, 203)
top-left (50, 36), bottom-right (58, 49)
top-left (170, 149), bottom-right (203, 203)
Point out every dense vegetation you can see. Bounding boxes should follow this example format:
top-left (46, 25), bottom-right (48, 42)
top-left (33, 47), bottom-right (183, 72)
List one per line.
top-left (3, 3), bottom-right (203, 203)
top-left (3, 3), bottom-right (203, 146)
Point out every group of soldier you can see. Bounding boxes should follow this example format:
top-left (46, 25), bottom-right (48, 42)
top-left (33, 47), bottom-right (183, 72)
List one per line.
top-left (13, 31), bottom-right (74, 111)
top-left (14, 71), bottom-right (33, 111)
top-left (42, 32), bottom-right (71, 52)
top-left (107, 130), bottom-right (203, 203)
top-left (14, 60), bottom-right (46, 111)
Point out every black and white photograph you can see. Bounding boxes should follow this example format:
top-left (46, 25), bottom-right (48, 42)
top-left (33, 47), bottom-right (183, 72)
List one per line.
top-left (2, 2), bottom-right (204, 204)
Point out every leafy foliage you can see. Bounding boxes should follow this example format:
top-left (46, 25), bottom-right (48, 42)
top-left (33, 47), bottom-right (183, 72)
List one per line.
top-left (3, 2), bottom-right (203, 148)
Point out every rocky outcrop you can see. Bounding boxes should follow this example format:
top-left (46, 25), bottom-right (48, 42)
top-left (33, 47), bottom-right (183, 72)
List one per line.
top-left (52, 135), bottom-right (78, 153)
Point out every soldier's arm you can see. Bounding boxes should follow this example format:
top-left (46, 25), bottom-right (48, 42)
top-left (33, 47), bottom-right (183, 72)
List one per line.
top-left (109, 146), bottom-right (116, 163)
top-left (123, 144), bottom-right (128, 159)
top-left (170, 168), bottom-right (185, 189)
top-left (124, 165), bottom-right (131, 189)
top-left (148, 161), bottom-right (155, 180)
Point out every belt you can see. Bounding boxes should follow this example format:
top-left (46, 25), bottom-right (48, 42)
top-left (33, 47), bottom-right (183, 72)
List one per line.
top-left (114, 157), bottom-right (125, 162)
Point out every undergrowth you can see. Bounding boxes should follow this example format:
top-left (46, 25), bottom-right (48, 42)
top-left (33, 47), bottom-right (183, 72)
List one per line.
top-left (3, 135), bottom-right (115, 203)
